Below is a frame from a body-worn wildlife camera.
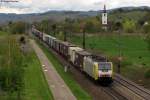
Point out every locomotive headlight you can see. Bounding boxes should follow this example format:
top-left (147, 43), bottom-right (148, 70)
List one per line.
top-left (99, 70), bottom-right (112, 77)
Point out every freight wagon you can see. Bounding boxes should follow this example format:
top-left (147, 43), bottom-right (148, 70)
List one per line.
top-left (68, 47), bottom-right (83, 64)
top-left (59, 41), bottom-right (76, 59)
top-left (53, 39), bottom-right (62, 52)
top-left (74, 50), bottom-right (91, 70)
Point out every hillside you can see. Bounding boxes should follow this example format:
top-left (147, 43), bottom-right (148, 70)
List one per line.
top-left (0, 11), bottom-right (99, 24)
top-left (0, 6), bottom-right (150, 24)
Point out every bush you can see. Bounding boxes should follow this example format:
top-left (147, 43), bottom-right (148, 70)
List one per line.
top-left (0, 26), bottom-right (2, 31)
top-left (122, 19), bottom-right (136, 33)
top-left (145, 35), bottom-right (150, 50)
top-left (143, 23), bottom-right (150, 33)
top-left (0, 36), bottom-right (25, 98)
top-left (19, 36), bottom-right (26, 44)
top-left (9, 21), bottom-right (26, 34)
top-left (145, 69), bottom-right (150, 78)
top-left (111, 56), bottom-right (132, 67)
top-left (120, 60), bottom-right (132, 67)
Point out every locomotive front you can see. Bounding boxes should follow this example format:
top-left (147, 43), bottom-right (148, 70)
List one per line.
top-left (97, 62), bottom-right (113, 83)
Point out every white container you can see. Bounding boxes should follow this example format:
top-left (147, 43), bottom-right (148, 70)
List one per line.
top-left (68, 47), bottom-right (83, 64)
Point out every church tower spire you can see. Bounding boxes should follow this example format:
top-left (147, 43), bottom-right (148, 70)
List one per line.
top-left (104, 4), bottom-right (106, 13)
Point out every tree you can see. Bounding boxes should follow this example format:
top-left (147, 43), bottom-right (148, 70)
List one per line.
top-left (122, 19), bottom-right (136, 33)
top-left (0, 26), bottom-right (2, 31)
top-left (146, 33), bottom-right (150, 50)
top-left (51, 24), bottom-right (57, 36)
top-left (9, 21), bottom-right (26, 34)
top-left (143, 22), bottom-right (150, 33)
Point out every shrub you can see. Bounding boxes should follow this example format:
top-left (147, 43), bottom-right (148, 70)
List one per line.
top-left (19, 36), bottom-right (26, 44)
top-left (145, 69), bottom-right (150, 78)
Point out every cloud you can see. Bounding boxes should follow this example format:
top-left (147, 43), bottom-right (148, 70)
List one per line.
top-left (0, 0), bottom-right (150, 14)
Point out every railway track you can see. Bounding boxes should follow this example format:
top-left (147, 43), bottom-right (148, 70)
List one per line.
top-left (102, 86), bottom-right (127, 100)
top-left (114, 74), bottom-right (150, 100)
top-left (36, 39), bottom-right (127, 100)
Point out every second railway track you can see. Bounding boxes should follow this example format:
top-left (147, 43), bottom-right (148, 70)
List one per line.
top-left (114, 74), bottom-right (150, 100)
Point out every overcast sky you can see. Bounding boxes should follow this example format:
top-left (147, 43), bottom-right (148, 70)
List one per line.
top-left (0, 0), bottom-right (150, 14)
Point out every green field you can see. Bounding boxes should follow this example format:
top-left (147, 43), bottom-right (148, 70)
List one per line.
top-left (0, 31), bottom-right (9, 36)
top-left (0, 34), bottom-right (53, 100)
top-left (37, 40), bottom-right (92, 100)
top-left (69, 34), bottom-right (150, 88)
top-left (23, 48), bottom-right (53, 100)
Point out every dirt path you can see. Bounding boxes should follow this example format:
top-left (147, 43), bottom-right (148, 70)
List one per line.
top-left (30, 40), bottom-right (76, 100)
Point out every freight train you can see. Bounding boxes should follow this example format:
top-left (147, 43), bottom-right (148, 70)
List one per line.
top-left (32, 28), bottom-right (113, 84)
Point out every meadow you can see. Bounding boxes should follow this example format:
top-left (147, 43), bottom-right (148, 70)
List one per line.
top-left (0, 33), bottom-right (53, 100)
top-left (69, 34), bottom-right (150, 89)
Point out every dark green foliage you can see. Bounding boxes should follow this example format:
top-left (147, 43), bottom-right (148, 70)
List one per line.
top-left (143, 22), bottom-right (150, 33)
top-left (122, 19), bottom-right (136, 33)
top-left (0, 34), bottom-right (54, 100)
top-left (19, 36), bottom-right (26, 44)
top-left (0, 36), bottom-right (25, 99)
top-left (120, 60), bottom-right (132, 67)
top-left (9, 21), bottom-right (26, 34)
top-left (145, 35), bottom-right (150, 50)
top-left (145, 69), bottom-right (150, 78)
top-left (0, 26), bottom-right (2, 31)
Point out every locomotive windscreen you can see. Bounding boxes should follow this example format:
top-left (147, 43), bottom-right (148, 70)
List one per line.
top-left (98, 63), bottom-right (111, 71)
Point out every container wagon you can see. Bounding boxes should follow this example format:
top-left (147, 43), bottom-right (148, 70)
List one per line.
top-left (59, 41), bottom-right (76, 59)
top-left (74, 50), bottom-right (91, 70)
top-left (68, 47), bottom-right (83, 64)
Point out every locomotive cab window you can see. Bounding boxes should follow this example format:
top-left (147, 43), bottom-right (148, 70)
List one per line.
top-left (98, 63), bottom-right (111, 71)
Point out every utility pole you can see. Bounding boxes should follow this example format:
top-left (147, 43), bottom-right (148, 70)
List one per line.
top-left (64, 31), bottom-right (67, 41)
top-left (117, 17), bottom-right (122, 74)
top-left (81, 22), bottom-right (86, 49)
top-left (82, 29), bottom-right (85, 49)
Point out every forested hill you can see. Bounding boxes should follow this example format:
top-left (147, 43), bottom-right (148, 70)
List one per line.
top-left (0, 11), bottom-right (99, 24)
top-left (0, 6), bottom-right (150, 24)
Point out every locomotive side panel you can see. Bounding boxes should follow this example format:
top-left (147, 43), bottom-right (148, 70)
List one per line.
top-left (83, 57), bottom-right (94, 78)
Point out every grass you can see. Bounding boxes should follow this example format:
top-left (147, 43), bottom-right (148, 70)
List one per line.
top-left (0, 31), bottom-right (9, 36)
top-left (0, 32), bottom-right (53, 100)
top-left (36, 40), bottom-right (92, 100)
top-left (69, 34), bottom-right (150, 88)
top-left (23, 51), bottom-right (54, 100)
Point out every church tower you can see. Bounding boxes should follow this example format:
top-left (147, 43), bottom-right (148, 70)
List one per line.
top-left (102, 5), bottom-right (108, 30)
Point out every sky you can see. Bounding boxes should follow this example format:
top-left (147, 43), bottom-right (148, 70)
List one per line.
top-left (0, 0), bottom-right (150, 14)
